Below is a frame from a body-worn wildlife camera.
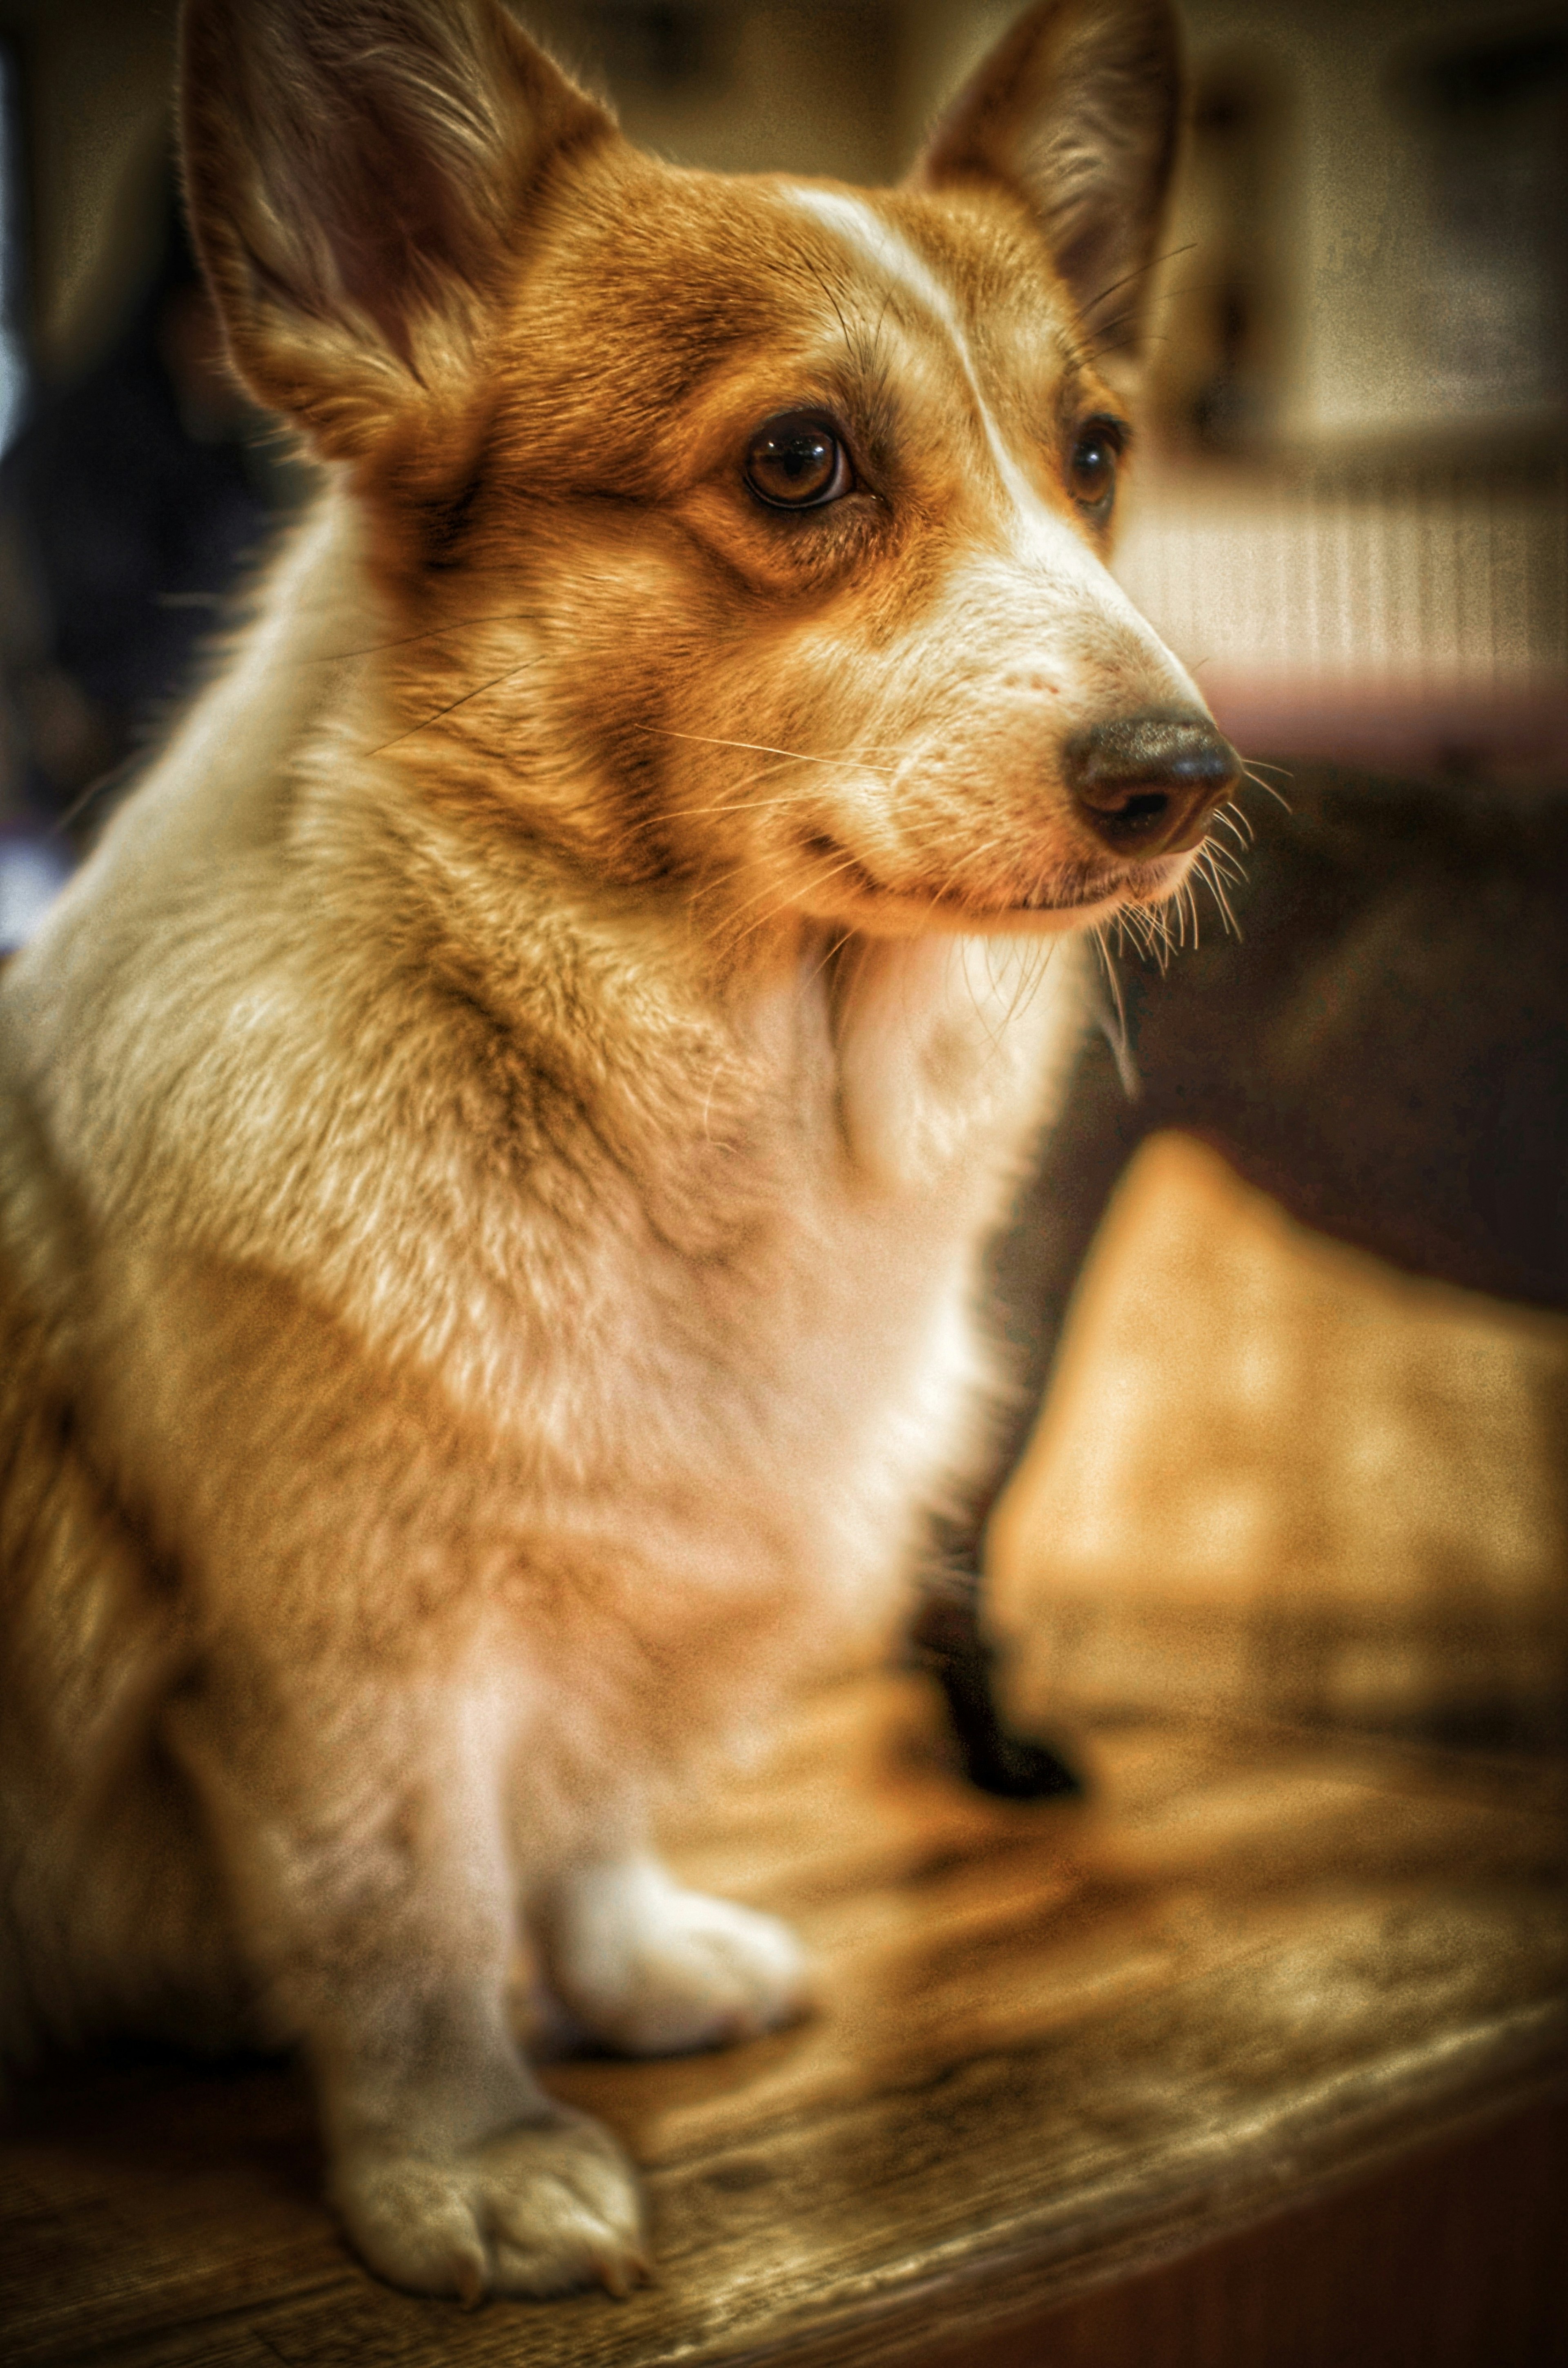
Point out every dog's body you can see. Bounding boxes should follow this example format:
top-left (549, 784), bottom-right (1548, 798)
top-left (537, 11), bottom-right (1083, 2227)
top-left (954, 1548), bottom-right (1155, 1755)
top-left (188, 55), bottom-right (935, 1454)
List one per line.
top-left (0, 0), bottom-right (1233, 2300)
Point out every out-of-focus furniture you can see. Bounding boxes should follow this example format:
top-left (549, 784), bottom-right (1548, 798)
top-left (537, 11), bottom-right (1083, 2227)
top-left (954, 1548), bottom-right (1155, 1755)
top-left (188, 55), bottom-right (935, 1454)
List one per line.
top-left (919, 765), bottom-right (1568, 1791)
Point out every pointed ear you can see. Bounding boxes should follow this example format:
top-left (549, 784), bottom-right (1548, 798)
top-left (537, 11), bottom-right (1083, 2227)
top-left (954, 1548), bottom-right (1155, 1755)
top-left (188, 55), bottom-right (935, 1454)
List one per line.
top-left (179, 0), bottom-right (615, 459)
top-left (911, 0), bottom-right (1182, 361)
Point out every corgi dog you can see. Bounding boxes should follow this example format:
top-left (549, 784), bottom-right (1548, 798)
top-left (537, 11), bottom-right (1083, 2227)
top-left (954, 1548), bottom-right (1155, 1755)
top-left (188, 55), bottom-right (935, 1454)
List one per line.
top-left (0, 0), bottom-right (1236, 2304)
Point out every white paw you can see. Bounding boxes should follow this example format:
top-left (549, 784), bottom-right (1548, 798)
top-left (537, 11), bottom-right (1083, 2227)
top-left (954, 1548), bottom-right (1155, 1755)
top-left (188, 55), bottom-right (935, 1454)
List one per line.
top-left (332, 2108), bottom-right (647, 2303)
top-left (548, 1855), bottom-right (809, 2056)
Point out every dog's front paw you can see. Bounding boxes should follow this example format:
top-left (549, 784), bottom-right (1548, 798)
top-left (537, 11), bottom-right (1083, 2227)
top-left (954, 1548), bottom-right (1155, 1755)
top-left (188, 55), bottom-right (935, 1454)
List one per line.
top-left (333, 2109), bottom-right (647, 2303)
top-left (549, 1854), bottom-right (808, 2056)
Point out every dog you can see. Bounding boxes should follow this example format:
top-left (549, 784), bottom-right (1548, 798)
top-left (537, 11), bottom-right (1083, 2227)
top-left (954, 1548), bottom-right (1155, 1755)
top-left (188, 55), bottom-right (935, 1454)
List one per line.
top-left (0, 0), bottom-right (1236, 2303)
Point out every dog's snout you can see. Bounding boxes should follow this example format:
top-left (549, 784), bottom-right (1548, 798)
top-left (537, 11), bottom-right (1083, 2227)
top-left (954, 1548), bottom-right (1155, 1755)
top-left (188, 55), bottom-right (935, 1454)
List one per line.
top-left (1065, 709), bottom-right (1240, 856)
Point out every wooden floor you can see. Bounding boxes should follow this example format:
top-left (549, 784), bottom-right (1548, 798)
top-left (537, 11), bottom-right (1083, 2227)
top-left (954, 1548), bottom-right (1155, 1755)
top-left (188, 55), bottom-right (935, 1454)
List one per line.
top-left (2, 1676), bottom-right (1564, 2368)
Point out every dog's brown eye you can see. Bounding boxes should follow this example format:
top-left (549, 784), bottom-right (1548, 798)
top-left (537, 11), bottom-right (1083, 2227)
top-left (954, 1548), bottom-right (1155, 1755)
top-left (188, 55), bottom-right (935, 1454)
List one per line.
top-left (1069, 422), bottom-right (1123, 514)
top-left (744, 413), bottom-right (852, 510)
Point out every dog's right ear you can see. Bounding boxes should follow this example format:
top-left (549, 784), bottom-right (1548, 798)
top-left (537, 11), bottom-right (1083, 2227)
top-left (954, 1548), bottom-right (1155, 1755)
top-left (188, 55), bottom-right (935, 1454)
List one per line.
top-left (180, 0), bottom-right (615, 459)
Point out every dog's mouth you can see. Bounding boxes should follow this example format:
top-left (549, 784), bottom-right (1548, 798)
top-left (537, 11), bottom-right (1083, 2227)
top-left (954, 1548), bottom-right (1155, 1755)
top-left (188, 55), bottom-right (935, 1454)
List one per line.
top-left (791, 830), bottom-right (1189, 930)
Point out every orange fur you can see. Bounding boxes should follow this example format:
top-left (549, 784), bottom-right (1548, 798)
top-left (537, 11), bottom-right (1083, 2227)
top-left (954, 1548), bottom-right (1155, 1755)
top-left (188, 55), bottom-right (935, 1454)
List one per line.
top-left (0, 0), bottom-right (1218, 2303)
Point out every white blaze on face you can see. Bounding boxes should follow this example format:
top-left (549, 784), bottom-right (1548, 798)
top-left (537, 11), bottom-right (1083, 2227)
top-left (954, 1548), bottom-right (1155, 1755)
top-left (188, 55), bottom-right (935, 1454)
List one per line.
top-left (784, 187), bottom-right (1201, 710)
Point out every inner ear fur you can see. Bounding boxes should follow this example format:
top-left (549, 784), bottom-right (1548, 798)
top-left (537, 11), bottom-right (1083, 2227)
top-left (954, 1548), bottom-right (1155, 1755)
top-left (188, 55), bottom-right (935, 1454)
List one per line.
top-left (180, 0), bottom-right (615, 460)
top-left (912, 0), bottom-right (1182, 363)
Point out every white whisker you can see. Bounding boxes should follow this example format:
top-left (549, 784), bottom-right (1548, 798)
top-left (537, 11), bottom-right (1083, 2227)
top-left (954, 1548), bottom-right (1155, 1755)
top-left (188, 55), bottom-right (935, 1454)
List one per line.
top-left (635, 724), bottom-right (899, 777)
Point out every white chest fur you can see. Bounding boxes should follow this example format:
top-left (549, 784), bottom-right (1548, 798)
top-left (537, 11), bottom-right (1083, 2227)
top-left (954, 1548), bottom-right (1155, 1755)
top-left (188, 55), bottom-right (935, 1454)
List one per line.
top-left (614, 925), bottom-right (1089, 1664)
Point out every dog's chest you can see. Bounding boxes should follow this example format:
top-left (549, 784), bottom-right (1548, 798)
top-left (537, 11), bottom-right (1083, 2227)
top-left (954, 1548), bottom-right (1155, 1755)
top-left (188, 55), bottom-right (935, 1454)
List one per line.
top-left (580, 934), bottom-right (1084, 1570)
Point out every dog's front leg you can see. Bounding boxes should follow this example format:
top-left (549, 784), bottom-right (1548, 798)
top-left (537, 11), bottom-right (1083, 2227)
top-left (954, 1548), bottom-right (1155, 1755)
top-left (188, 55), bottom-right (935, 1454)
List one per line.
top-left (166, 1668), bottom-right (646, 2303)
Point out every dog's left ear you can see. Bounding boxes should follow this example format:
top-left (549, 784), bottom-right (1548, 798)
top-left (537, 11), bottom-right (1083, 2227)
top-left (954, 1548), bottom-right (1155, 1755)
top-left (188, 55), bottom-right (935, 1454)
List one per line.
top-left (911, 0), bottom-right (1182, 363)
top-left (180, 0), bottom-right (617, 461)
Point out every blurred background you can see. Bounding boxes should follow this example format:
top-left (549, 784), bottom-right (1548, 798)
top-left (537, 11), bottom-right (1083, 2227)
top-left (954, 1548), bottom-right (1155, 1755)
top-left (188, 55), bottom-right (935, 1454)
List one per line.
top-left (0, 0), bottom-right (1562, 1757)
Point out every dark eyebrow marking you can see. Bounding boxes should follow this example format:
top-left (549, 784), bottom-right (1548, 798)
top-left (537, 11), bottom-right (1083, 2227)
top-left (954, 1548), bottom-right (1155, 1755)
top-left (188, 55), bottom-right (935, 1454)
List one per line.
top-left (797, 248), bottom-right (857, 365)
top-left (791, 241), bottom-right (902, 389)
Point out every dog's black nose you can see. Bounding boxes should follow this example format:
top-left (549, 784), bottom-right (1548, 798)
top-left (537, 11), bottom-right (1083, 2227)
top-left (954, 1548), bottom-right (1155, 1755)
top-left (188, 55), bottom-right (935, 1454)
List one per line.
top-left (1066, 709), bottom-right (1240, 855)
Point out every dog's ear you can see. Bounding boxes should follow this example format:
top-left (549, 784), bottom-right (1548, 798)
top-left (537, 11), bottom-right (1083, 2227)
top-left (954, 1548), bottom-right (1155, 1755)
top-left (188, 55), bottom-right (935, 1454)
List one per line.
top-left (180, 0), bottom-right (615, 458)
top-left (911, 0), bottom-right (1181, 363)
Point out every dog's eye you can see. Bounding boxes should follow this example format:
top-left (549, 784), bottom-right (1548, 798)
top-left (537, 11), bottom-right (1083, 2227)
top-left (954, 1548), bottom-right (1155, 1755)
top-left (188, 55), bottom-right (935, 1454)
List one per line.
top-left (744, 413), bottom-right (852, 510)
top-left (1068, 421), bottom-right (1124, 514)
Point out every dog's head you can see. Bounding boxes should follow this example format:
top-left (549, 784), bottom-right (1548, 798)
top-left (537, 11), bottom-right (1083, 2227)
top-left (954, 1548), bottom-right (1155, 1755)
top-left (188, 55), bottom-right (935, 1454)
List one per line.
top-left (182, 0), bottom-right (1238, 945)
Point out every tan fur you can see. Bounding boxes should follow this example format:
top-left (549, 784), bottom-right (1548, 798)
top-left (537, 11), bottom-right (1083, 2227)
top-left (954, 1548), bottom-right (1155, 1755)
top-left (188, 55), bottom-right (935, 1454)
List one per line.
top-left (0, 0), bottom-right (1208, 2303)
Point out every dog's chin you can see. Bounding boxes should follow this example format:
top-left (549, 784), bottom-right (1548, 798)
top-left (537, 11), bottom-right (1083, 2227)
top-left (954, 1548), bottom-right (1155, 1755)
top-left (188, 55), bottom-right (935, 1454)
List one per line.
top-left (794, 843), bottom-right (1195, 940)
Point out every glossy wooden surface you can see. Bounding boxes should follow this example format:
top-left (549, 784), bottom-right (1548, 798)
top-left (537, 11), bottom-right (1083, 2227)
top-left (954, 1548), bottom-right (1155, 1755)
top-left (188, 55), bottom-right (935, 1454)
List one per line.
top-left (2, 1676), bottom-right (1563, 2368)
top-left (909, 2096), bottom-right (1568, 2368)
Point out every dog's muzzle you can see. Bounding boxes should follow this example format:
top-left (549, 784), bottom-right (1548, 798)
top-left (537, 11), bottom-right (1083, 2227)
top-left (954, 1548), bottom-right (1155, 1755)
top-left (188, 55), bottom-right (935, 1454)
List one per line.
top-left (1065, 709), bottom-right (1241, 856)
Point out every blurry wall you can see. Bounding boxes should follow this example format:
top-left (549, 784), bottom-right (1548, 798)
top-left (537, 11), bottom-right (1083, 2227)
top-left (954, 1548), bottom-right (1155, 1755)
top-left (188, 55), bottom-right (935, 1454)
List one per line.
top-left (0, 0), bottom-right (176, 384)
top-left (1114, 2), bottom-right (1568, 776)
top-left (1154, 0), bottom-right (1568, 451)
top-left (530, 0), bottom-right (902, 183)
